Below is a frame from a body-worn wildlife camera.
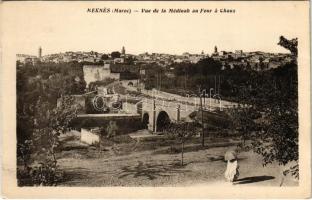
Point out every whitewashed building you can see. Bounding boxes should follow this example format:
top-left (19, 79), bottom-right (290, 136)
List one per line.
top-left (83, 64), bottom-right (120, 88)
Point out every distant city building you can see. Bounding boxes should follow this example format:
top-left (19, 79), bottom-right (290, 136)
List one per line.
top-left (83, 57), bottom-right (96, 63)
top-left (114, 57), bottom-right (125, 64)
top-left (189, 55), bottom-right (202, 63)
top-left (38, 46), bottom-right (42, 58)
top-left (212, 46), bottom-right (219, 56)
top-left (235, 50), bottom-right (243, 55)
top-left (219, 51), bottom-right (227, 56)
top-left (234, 50), bottom-right (243, 58)
top-left (121, 46), bottom-right (126, 56)
top-left (173, 58), bottom-right (183, 63)
top-left (16, 54), bottom-right (38, 65)
top-left (182, 52), bottom-right (191, 58)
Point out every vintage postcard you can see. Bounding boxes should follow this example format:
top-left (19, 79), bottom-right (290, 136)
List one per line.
top-left (1, 1), bottom-right (311, 198)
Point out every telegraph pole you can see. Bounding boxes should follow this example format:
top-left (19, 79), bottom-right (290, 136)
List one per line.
top-left (153, 99), bottom-right (156, 133)
top-left (218, 75), bottom-right (221, 95)
top-left (200, 93), bottom-right (204, 147)
top-left (214, 75), bottom-right (217, 93)
top-left (160, 73), bottom-right (162, 90)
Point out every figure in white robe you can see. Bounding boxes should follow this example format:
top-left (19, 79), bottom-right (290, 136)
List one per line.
top-left (224, 159), bottom-right (239, 182)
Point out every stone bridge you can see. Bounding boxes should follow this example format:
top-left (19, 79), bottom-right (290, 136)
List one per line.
top-left (140, 97), bottom-right (235, 133)
top-left (141, 99), bottom-right (195, 132)
top-left (120, 87), bottom-right (238, 133)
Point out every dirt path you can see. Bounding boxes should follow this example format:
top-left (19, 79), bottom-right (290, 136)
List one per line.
top-left (58, 144), bottom-right (298, 187)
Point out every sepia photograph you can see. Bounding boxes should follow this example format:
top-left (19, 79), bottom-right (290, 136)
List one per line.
top-left (1, 1), bottom-right (311, 198)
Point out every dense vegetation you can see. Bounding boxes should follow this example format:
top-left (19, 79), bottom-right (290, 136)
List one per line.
top-left (17, 62), bottom-right (86, 185)
top-left (17, 62), bottom-right (86, 142)
top-left (232, 60), bottom-right (299, 178)
top-left (142, 57), bottom-right (295, 103)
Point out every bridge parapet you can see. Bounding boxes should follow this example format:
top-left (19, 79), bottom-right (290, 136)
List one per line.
top-left (122, 88), bottom-right (238, 133)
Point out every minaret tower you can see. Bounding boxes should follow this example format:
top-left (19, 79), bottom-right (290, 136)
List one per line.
top-left (214, 46), bottom-right (218, 54)
top-left (121, 46), bottom-right (125, 56)
top-left (38, 46), bottom-right (42, 58)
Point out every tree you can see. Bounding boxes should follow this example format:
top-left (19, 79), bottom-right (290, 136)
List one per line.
top-left (196, 58), bottom-right (222, 75)
top-left (34, 96), bottom-right (79, 184)
top-left (165, 122), bottom-right (199, 166)
top-left (101, 54), bottom-right (109, 60)
top-left (16, 61), bottom-right (86, 185)
top-left (229, 106), bottom-right (258, 145)
top-left (278, 36), bottom-right (298, 56)
top-left (231, 56), bottom-right (299, 179)
top-left (88, 78), bottom-right (115, 91)
top-left (232, 91), bottom-right (298, 180)
top-left (111, 51), bottom-right (121, 59)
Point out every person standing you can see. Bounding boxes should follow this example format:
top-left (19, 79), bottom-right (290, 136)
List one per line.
top-left (224, 149), bottom-right (240, 183)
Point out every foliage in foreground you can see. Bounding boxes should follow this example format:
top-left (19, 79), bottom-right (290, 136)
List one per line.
top-left (17, 62), bottom-right (86, 186)
top-left (230, 36), bottom-right (298, 179)
top-left (17, 96), bottom-right (79, 186)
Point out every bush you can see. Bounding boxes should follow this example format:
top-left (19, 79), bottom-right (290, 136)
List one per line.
top-left (17, 162), bottom-right (63, 186)
top-left (106, 121), bottom-right (118, 138)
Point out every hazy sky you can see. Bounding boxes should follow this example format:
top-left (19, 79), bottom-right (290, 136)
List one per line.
top-left (2, 1), bottom-right (308, 56)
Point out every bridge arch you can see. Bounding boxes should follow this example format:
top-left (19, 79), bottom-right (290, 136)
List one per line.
top-left (156, 111), bottom-right (171, 132)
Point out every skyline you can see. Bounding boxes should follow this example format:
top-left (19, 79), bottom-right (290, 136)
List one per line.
top-left (18, 44), bottom-right (292, 57)
top-left (3, 2), bottom-right (306, 56)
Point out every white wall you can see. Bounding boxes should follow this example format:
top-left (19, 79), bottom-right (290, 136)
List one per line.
top-left (81, 128), bottom-right (100, 145)
top-left (83, 65), bottom-right (120, 87)
top-left (122, 102), bottom-right (138, 114)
